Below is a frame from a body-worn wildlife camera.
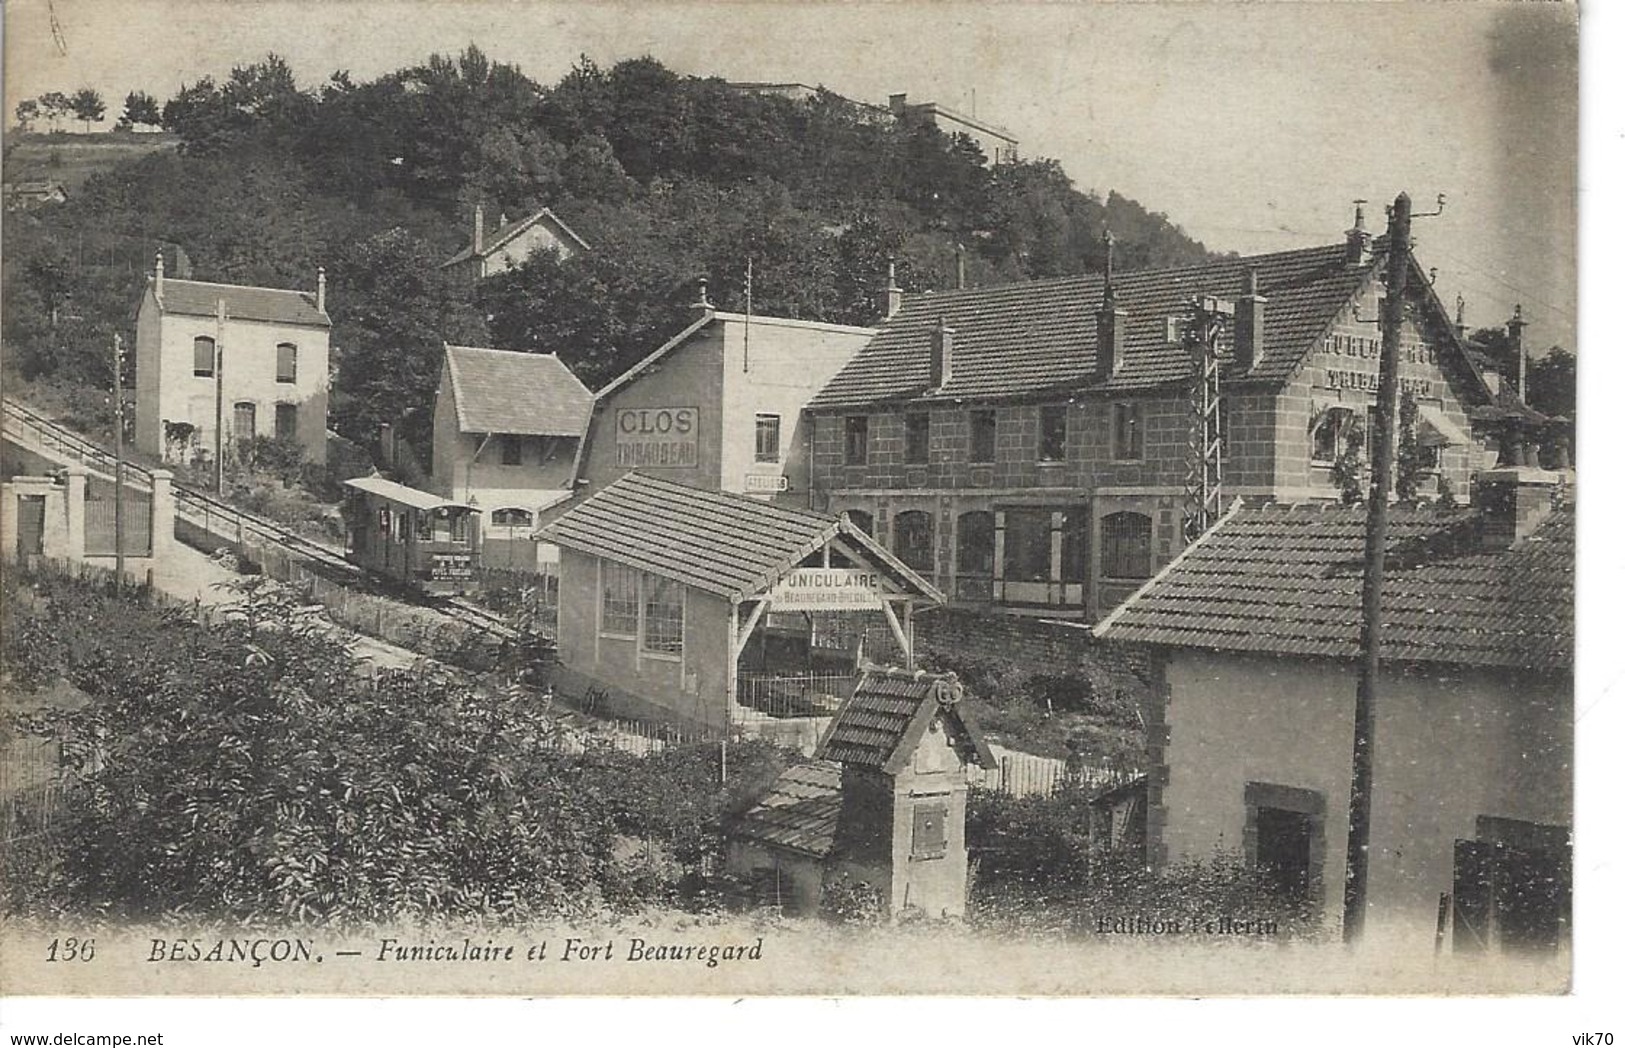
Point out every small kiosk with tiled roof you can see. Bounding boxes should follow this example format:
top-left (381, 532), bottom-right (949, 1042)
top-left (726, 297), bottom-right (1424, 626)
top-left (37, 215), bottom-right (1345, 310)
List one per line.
top-left (728, 666), bottom-right (997, 918)
top-left (539, 472), bottom-right (945, 745)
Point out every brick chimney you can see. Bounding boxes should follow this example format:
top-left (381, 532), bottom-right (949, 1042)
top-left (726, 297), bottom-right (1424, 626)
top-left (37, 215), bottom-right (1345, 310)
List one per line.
top-left (1344, 200), bottom-right (1372, 268)
top-left (1476, 466), bottom-right (1558, 549)
top-left (153, 249), bottom-right (165, 296)
top-left (1233, 267), bottom-right (1266, 371)
top-left (889, 92), bottom-right (909, 114)
top-left (885, 261), bottom-right (904, 320)
top-left (316, 266), bottom-right (327, 313)
top-left (1095, 232), bottom-right (1126, 381)
top-left (929, 316), bottom-right (955, 389)
top-left (1507, 304), bottom-right (1527, 399)
top-left (473, 203), bottom-right (485, 255)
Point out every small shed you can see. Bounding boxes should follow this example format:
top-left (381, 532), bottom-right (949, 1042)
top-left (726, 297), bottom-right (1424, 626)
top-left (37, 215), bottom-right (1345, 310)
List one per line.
top-left (728, 667), bottom-right (997, 919)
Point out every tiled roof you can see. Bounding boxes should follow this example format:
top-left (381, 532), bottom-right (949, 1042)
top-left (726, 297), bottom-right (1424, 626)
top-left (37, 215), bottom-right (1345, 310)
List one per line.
top-left (538, 472), bottom-right (942, 601)
top-left (444, 345), bottom-right (593, 437)
top-left (441, 208), bottom-right (590, 268)
top-left (815, 667), bottom-right (997, 774)
top-left (728, 760), bottom-right (842, 858)
top-left (156, 278), bottom-right (329, 328)
top-left (1097, 498), bottom-right (1573, 670)
top-left (808, 241), bottom-right (1382, 409)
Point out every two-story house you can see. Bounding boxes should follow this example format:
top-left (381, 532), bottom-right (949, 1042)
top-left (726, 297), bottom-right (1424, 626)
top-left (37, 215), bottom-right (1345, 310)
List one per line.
top-left (428, 344), bottom-right (592, 570)
top-left (439, 204), bottom-right (590, 285)
top-left (134, 252), bottom-right (331, 465)
top-left (804, 216), bottom-right (1495, 622)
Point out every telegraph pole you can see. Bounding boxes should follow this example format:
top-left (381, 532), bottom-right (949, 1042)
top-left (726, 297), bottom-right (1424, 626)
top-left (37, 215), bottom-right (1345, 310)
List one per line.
top-left (112, 333), bottom-right (126, 586)
top-left (214, 299), bottom-right (226, 495)
top-left (1343, 191), bottom-right (1411, 943)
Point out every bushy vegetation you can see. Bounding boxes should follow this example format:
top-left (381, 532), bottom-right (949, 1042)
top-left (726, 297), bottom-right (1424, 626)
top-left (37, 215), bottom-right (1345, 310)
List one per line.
top-left (1, 563), bottom-right (793, 925)
top-left (4, 47), bottom-right (1214, 465)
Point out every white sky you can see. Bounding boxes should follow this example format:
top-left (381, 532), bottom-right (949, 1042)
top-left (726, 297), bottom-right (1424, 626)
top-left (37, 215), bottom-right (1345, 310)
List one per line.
top-left (4, 0), bottom-right (1579, 353)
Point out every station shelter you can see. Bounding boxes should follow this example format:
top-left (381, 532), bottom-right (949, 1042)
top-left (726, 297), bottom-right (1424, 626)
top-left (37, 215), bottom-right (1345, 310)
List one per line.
top-left (539, 472), bottom-right (944, 745)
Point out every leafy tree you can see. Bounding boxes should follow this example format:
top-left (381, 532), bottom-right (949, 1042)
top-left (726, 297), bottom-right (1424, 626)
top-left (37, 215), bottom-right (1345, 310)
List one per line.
top-left (117, 90), bottom-right (162, 130)
top-left (37, 91), bottom-right (72, 132)
top-left (69, 88), bottom-right (106, 132)
top-left (1527, 347), bottom-right (1576, 421)
top-left (14, 98), bottom-right (40, 132)
top-left (1396, 391), bottom-right (1422, 501)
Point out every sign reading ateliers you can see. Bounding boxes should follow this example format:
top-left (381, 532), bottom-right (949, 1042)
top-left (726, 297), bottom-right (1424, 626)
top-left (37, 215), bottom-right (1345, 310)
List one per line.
top-left (768, 568), bottom-right (885, 611)
top-left (615, 407), bottom-right (698, 468)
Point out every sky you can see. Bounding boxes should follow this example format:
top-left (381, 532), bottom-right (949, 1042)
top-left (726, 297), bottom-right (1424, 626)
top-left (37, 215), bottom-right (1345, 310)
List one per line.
top-left (4, 0), bottom-right (1580, 353)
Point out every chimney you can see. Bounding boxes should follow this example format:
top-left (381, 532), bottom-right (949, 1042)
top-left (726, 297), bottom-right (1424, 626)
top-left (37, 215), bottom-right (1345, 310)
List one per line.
top-left (1233, 267), bottom-right (1267, 371)
top-left (153, 249), bottom-right (165, 296)
top-left (955, 244), bottom-right (967, 290)
top-left (316, 266), bottom-right (327, 313)
top-left (378, 422), bottom-right (395, 470)
top-left (692, 277), bottom-right (713, 313)
top-left (1507, 304), bottom-right (1527, 399)
top-left (889, 92), bottom-right (909, 114)
top-left (473, 203), bottom-right (485, 255)
top-left (1344, 200), bottom-right (1372, 268)
top-left (885, 260), bottom-right (904, 320)
top-left (929, 316), bottom-right (955, 389)
top-left (1095, 232), bottom-right (1126, 380)
top-left (1476, 466), bottom-right (1559, 550)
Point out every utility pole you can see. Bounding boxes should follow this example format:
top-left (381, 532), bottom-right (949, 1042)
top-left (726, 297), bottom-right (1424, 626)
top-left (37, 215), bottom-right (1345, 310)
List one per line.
top-left (1343, 191), bottom-right (1411, 943)
top-left (112, 333), bottom-right (126, 586)
top-left (213, 299), bottom-right (225, 495)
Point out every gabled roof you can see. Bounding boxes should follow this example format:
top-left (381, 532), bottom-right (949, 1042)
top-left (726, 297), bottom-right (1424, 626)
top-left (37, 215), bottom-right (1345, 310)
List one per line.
top-left (728, 760), bottom-right (843, 858)
top-left (538, 472), bottom-right (944, 602)
top-left (815, 667), bottom-right (997, 774)
top-left (443, 344), bottom-right (593, 437)
top-left (1096, 497), bottom-right (1573, 671)
top-left (440, 208), bottom-right (590, 268)
top-left (1468, 385), bottom-right (1549, 427)
top-left (154, 278), bottom-right (329, 328)
top-left (808, 240), bottom-right (1478, 409)
top-left (344, 475), bottom-right (478, 512)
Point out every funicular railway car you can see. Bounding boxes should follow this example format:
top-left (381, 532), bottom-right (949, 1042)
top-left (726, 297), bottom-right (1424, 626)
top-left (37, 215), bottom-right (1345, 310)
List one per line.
top-left (341, 476), bottom-right (481, 595)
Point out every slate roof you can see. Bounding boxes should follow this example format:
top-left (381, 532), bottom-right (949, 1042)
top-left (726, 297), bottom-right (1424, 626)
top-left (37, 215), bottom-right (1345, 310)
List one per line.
top-left (808, 240), bottom-right (1395, 409)
top-left (538, 472), bottom-right (943, 602)
top-left (1097, 498), bottom-right (1574, 671)
top-left (728, 760), bottom-right (843, 858)
top-left (815, 667), bottom-right (997, 775)
top-left (441, 208), bottom-right (591, 268)
top-left (156, 278), bottom-right (330, 328)
top-left (443, 345), bottom-right (593, 437)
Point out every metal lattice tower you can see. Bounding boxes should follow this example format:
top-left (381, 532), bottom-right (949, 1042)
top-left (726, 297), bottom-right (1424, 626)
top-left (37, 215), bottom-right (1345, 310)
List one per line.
top-left (1182, 295), bottom-right (1232, 543)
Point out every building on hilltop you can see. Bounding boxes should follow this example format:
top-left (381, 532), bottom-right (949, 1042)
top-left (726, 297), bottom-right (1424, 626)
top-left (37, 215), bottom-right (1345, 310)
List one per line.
top-left (428, 344), bottom-right (592, 570)
top-left (888, 92), bottom-right (1018, 164)
top-left (1095, 467), bottom-right (1572, 953)
top-left (440, 204), bottom-right (590, 284)
top-left (803, 210), bottom-right (1499, 623)
top-left (133, 252), bottom-right (331, 465)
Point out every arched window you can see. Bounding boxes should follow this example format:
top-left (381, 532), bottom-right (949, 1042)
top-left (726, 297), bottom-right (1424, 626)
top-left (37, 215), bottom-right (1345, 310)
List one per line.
top-left (893, 510), bottom-right (935, 574)
top-left (1100, 511), bottom-right (1153, 580)
top-left (276, 342), bottom-right (298, 383)
top-left (843, 509), bottom-right (874, 536)
top-left (193, 336), bottom-right (215, 377)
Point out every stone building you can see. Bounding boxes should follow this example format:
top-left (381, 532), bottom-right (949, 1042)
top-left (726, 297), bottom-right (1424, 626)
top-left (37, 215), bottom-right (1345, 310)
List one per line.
top-left (887, 93), bottom-right (1018, 164)
top-left (1097, 467), bottom-right (1572, 953)
top-left (439, 205), bottom-right (589, 285)
top-left (804, 215), bottom-right (1495, 623)
top-left (133, 253), bottom-right (332, 465)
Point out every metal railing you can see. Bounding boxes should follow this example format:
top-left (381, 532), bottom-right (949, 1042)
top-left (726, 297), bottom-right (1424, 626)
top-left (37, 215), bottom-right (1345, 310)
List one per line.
top-left (736, 672), bottom-right (855, 719)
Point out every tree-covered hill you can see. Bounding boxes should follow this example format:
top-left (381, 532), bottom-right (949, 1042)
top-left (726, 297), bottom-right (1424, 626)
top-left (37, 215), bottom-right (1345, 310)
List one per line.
top-left (3, 47), bottom-right (1216, 459)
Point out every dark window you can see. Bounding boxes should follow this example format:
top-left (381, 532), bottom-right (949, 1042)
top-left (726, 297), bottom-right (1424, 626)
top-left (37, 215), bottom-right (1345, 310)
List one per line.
top-left (1453, 818), bottom-right (1572, 955)
top-left (844, 416), bottom-right (869, 466)
top-left (905, 413), bottom-right (930, 465)
top-left (490, 508), bottom-right (533, 528)
top-left (275, 342), bottom-right (297, 383)
top-left (1111, 402), bottom-right (1142, 461)
top-left (193, 336), bottom-right (215, 377)
top-left (956, 511), bottom-right (995, 576)
top-left (1255, 808), bottom-right (1316, 901)
top-left (1002, 509), bottom-right (1051, 583)
top-left (893, 510), bottom-right (935, 574)
top-left (969, 409), bottom-right (997, 464)
top-left (755, 413), bottom-right (781, 463)
top-left (911, 802), bottom-right (948, 860)
top-left (1311, 407), bottom-right (1361, 466)
top-left (274, 402), bottom-right (297, 441)
top-left (232, 401), bottom-right (256, 442)
top-left (501, 435), bottom-right (523, 466)
top-left (1100, 511), bottom-right (1152, 579)
top-left (844, 509), bottom-right (873, 536)
top-left (1040, 405), bottom-right (1068, 462)
top-left (1059, 508), bottom-right (1087, 583)
top-left (415, 510), bottom-right (434, 541)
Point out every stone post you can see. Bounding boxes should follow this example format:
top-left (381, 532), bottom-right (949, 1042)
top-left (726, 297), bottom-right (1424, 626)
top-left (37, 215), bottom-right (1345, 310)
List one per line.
top-left (150, 470), bottom-right (175, 561)
top-left (64, 465), bottom-right (88, 562)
